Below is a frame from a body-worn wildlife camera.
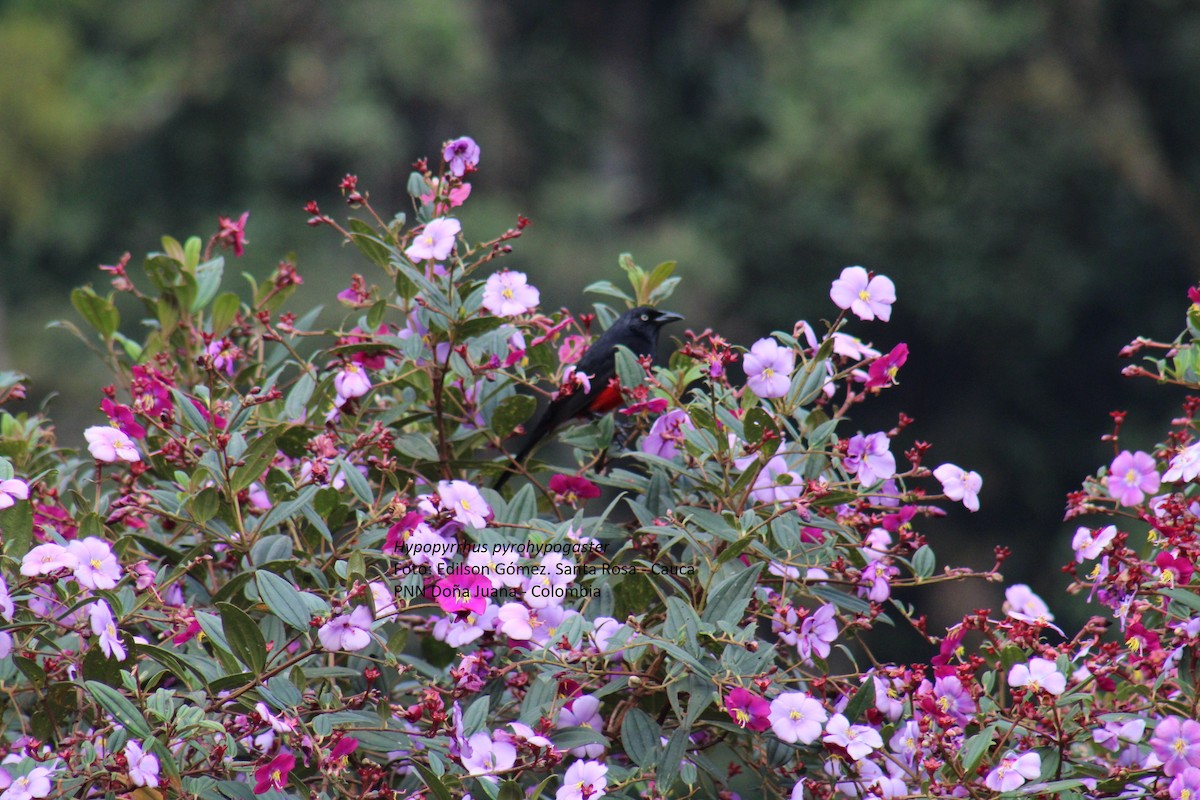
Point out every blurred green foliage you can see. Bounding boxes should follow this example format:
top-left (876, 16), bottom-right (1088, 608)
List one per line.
top-left (3, 0), bottom-right (1200, 626)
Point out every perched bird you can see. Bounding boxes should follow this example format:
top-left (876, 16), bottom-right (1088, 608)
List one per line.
top-left (495, 305), bottom-right (683, 489)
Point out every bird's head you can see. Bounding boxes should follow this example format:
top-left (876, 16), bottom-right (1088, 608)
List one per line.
top-left (626, 306), bottom-right (684, 334)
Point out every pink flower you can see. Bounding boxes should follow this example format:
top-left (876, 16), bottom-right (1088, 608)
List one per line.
top-left (744, 337), bottom-right (795, 399)
top-left (0, 478), bottom-right (28, 510)
top-left (90, 600), bottom-right (127, 661)
top-left (1004, 583), bottom-right (1055, 624)
top-left (844, 432), bottom-right (896, 486)
top-left (642, 408), bottom-right (694, 460)
top-left (68, 537), bottom-right (121, 590)
top-left (823, 713), bottom-right (883, 761)
top-left (830, 266), bottom-right (896, 321)
top-left (932, 463), bottom-right (983, 512)
top-left (404, 217), bottom-right (461, 262)
top-left (1008, 657), bottom-right (1066, 695)
top-left (751, 456), bottom-right (803, 504)
top-left (769, 692), bottom-right (828, 744)
top-left (556, 760), bottom-right (608, 800)
top-left (438, 480), bottom-right (491, 530)
top-left (1072, 524), bottom-right (1116, 562)
top-left (482, 270), bottom-right (540, 317)
top-left (443, 136), bottom-right (481, 177)
top-left (865, 343), bottom-right (908, 389)
top-left (983, 751), bottom-right (1041, 792)
top-left (253, 751), bottom-right (295, 794)
top-left (124, 740), bottom-right (160, 788)
top-left (217, 211), bottom-right (249, 256)
top-left (1106, 450), bottom-right (1160, 506)
top-left (1164, 442), bottom-right (1200, 482)
top-left (84, 426), bottom-right (140, 462)
top-left (1152, 717), bottom-right (1200, 777)
top-left (317, 605), bottom-right (374, 652)
top-left (205, 339), bottom-right (239, 376)
top-left (334, 363), bottom-right (371, 402)
top-left (20, 542), bottom-right (78, 577)
top-left (724, 687), bottom-right (771, 732)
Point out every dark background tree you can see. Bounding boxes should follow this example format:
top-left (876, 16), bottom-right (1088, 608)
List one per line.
top-left (3, 0), bottom-right (1198, 631)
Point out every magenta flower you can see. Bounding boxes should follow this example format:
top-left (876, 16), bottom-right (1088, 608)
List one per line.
top-left (325, 736), bottom-right (359, 767)
top-left (482, 270), bottom-right (540, 317)
top-left (548, 474), bottom-right (601, 506)
top-left (751, 456), bottom-right (803, 504)
top-left (865, 343), bottom-right (908, 389)
top-left (433, 571), bottom-right (493, 617)
top-left (89, 600), bottom-right (127, 661)
top-left (1151, 716), bottom-right (1200, 777)
top-left (744, 337), bottom-right (795, 399)
top-left (830, 265), bottom-right (896, 321)
top-left (1008, 657), bottom-right (1066, 695)
top-left (724, 687), bottom-right (771, 732)
top-left (100, 398), bottom-right (146, 439)
top-left (317, 605), bottom-right (374, 652)
top-left (822, 713), bottom-right (883, 761)
top-left (1106, 450), bottom-right (1161, 506)
top-left (1072, 524), bottom-right (1116, 562)
top-left (124, 740), bottom-right (160, 788)
top-left (768, 692), bottom-right (828, 744)
top-left (438, 480), bottom-right (491, 530)
top-left (983, 751), bottom-right (1041, 792)
top-left (932, 463), bottom-right (983, 512)
top-left (84, 425), bottom-right (140, 462)
top-left (405, 217), bottom-right (461, 262)
top-left (0, 478), bottom-right (28, 510)
top-left (205, 339), bottom-right (238, 376)
top-left (19, 542), bottom-right (78, 577)
top-left (844, 432), bottom-right (896, 486)
top-left (642, 408), bottom-right (694, 459)
top-left (68, 537), bottom-right (121, 590)
top-left (556, 760), bottom-right (608, 800)
top-left (334, 364), bottom-right (371, 402)
top-left (217, 211), bottom-right (249, 257)
top-left (1164, 442), bottom-right (1200, 482)
top-left (443, 136), bottom-right (481, 177)
top-left (253, 751), bottom-right (295, 794)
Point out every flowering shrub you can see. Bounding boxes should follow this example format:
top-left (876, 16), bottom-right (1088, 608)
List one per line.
top-left (0, 137), bottom-right (1197, 799)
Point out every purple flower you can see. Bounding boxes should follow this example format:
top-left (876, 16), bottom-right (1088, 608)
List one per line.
top-left (1170, 767), bottom-right (1200, 800)
top-left (1008, 657), bottom-right (1065, 695)
top-left (796, 604), bottom-right (838, 664)
top-left (1164, 442), bottom-right (1200, 482)
top-left (1093, 718), bottom-right (1145, 752)
top-left (1072, 524), bottom-right (1116, 562)
top-left (768, 692), bottom-right (827, 744)
top-left (1151, 716), bottom-right (1200, 777)
top-left (482, 270), bottom-right (540, 317)
top-left (0, 576), bottom-right (13, 621)
top-left (844, 432), bottom-right (896, 486)
top-left (405, 217), bottom-right (461, 262)
top-left (0, 478), bottom-right (29, 510)
top-left (205, 339), bottom-right (238, 376)
top-left (67, 537), bottom-right (121, 590)
top-left (19, 542), bottom-right (78, 577)
top-left (1106, 450), bottom-right (1161, 506)
top-left (461, 731), bottom-right (517, 782)
top-left (0, 766), bottom-right (53, 800)
top-left (983, 751), bottom-right (1040, 792)
top-left (556, 760), bottom-right (608, 800)
top-left (437, 480), bottom-right (491, 530)
top-left (858, 561), bottom-right (898, 602)
top-left (443, 136), bottom-right (481, 177)
top-left (751, 455), bottom-right (803, 504)
top-left (89, 600), bottom-right (127, 661)
top-left (317, 605), bottom-right (374, 652)
top-left (124, 740), bottom-right (160, 788)
top-left (932, 463), bottom-right (982, 512)
top-left (931, 674), bottom-right (976, 726)
top-left (84, 425), bottom-right (140, 462)
top-left (557, 695), bottom-right (605, 757)
top-left (642, 409), bottom-right (694, 459)
top-left (744, 337), bottom-right (795, 399)
top-left (1003, 583), bottom-right (1060, 632)
top-left (334, 364), bottom-right (371, 402)
top-left (823, 713), bottom-right (883, 761)
top-left (830, 265), bottom-right (896, 322)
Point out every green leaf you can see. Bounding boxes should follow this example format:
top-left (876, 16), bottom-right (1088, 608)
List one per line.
top-left (192, 257), bottom-right (225, 311)
top-left (656, 725), bottom-right (690, 789)
top-left (554, 726), bottom-right (608, 750)
top-left (283, 372), bottom-right (316, 421)
top-left (620, 708), bottom-right (662, 767)
top-left (366, 298), bottom-right (388, 330)
top-left (70, 287), bottom-right (120, 338)
top-left (497, 782), bottom-right (524, 800)
top-left (912, 545), bottom-right (936, 579)
top-left (0, 498), bottom-right (33, 558)
top-left (84, 680), bottom-right (153, 738)
top-left (700, 563), bottom-right (764, 627)
top-left (584, 280), bottom-right (635, 304)
top-left (217, 602), bottom-right (267, 673)
top-left (491, 394), bottom-right (537, 440)
top-left (742, 407), bottom-right (777, 446)
top-left (256, 570), bottom-right (316, 631)
top-left (394, 433), bottom-right (440, 462)
top-left (842, 677), bottom-right (876, 723)
top-left (960, 724), bottom-right (996, 773)
top-left (231, 429), bottom-right (282, 493)
top-left (172, 389), bottom-right (210, 434)
top-left (613, 344), bottom-right (644, 392)
top-left (211, 292), bottom-right (241, 336)
top-left (412, 763), bottom-right (453, 800)
top-left (520, 676), bottom-right (555, 725)
top-left (349, 219), bottom-right (392, 268)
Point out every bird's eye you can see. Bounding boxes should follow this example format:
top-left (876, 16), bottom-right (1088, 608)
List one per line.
top-left (641, 313), bottom-right (649, 321)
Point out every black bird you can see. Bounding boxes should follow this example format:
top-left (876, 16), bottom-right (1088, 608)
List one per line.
top-left (495, 306), bottom-right (683, 489)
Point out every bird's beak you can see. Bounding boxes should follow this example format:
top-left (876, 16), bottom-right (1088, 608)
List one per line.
top-left (655, 311), bottom-right (684, 325)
